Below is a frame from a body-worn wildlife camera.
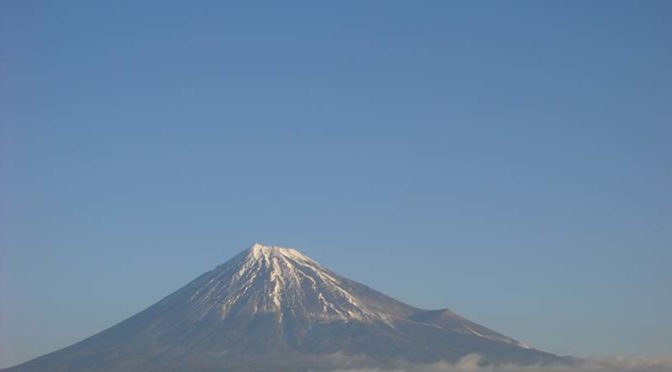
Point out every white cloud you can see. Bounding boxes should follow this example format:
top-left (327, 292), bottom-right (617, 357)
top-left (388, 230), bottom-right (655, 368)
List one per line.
top-left (325, 354), bottom-right (672, 372)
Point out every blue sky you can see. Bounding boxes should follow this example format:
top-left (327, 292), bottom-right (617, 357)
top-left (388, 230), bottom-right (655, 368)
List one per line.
top-left (1, 0), bottom-right (671, 368)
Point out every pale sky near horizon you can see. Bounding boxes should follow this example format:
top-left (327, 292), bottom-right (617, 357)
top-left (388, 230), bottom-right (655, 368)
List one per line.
top-left (1, 0), bottom-right (671, 368)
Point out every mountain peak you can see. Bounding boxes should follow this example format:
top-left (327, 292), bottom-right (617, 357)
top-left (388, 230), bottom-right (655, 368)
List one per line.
top-left (243, 243), bottom-right (315, 269)
top-left (248, 243), bottom-right (307, 260)
top-left (249, 242), bottom-right (288, 252)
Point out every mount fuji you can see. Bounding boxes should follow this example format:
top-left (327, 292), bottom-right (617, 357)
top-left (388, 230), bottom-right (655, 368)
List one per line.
top-left (3, 243), bottom-right (574, 371)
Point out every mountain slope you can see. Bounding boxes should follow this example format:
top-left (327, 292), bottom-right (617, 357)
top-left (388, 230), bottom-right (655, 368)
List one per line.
top-left (3, 244), bottom-right (573, 371)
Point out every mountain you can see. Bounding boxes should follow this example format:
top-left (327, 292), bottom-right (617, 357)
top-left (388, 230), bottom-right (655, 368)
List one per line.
top-left (3, 244), bottom-right (574, 371)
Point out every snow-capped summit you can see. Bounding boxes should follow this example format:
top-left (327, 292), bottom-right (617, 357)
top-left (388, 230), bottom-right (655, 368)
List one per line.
top-left (3, 243), bottom-right (574, 372)
top-left (184, 243), bottom-right (392, 324)
top-left (248, 242), bottom-right (307, 258)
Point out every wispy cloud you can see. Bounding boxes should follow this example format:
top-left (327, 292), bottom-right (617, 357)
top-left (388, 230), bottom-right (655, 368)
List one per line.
top-left (325, 354), bottom-right (672, 372)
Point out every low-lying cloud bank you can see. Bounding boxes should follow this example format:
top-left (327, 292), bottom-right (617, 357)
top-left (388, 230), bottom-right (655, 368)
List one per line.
top-left (325, 355), bottom-right (672, 372)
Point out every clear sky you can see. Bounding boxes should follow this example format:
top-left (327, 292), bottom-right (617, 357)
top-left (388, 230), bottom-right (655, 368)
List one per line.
top-left (1, 0), bottom-right (671, 368)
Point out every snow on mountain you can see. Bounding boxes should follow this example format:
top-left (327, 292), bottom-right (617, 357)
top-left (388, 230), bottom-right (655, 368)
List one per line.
top-left (177, 244), bottom-right (392, 324)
